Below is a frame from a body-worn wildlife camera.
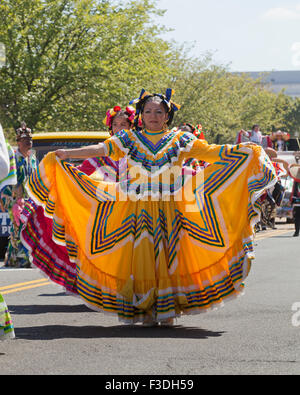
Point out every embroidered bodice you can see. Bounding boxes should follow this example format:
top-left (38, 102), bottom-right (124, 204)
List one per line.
top-left (102, 129), bottom-right (225, 197)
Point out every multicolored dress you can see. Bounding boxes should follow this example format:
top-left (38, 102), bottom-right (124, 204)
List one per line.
top-left (77, 156), bottom-right (127, 182)
top-left (1, 150), bottom-right (37, 267)
top-left (21, 152), bottom-right (128, 274)
top-left (22, 129), bottom-right (277, 323)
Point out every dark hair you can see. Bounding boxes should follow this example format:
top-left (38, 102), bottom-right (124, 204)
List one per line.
top-left (179, 123), bottom-right (195, 133)
top-left (135, 95), bottom-right (174, 130)
top-left (252, 124), bottom-right (259, 130)
top-left (143, 96), bottom-right (169, 113)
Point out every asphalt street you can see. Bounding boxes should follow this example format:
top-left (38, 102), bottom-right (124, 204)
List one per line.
top-left (0, 223), bottom-right (299, 376)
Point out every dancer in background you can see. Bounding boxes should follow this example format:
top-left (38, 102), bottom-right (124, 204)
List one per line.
top-left (178, 123), bottom-right (209, 173)
top-left (21, 105), bottom-right (136, 293)
top-left (1, 124), bottom-right (36, 268)
top-left (289, 164), bottom-right (300, 237)
top-left (78, 105), bottom-right (136, 181)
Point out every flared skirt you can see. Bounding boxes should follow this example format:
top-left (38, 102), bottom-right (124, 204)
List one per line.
top-left (21, 147), bottom-right (276, 323)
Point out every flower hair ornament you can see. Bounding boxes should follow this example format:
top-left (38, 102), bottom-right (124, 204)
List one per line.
top-left (193, 124), bottom-right (205, 140)
top-left (103, 105), bottom-right (136, 130)
top-left (181, 123), bottom-right (205, 140)
top-left (129, 89), bottom-right (181, 130)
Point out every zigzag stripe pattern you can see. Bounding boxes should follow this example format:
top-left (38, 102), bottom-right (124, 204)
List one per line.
top-left (89, 145), bottom-right (274, 273)
top-left (20, 200), bottom-right (78, 294)
top-left (27, 145), bottom-right (275, 278)
top-left (28, 165), bottom-right (49, 204)
top-left (153, 210), bottom-right (168, 261)
top-left (61, 161), bottom-right (116, 202)
top-left (134, 130), bottom-right (177, 155)
top-left (27, 166), bottom-right (57, 218)
top-left (112, 129), bottom-right (195, 172)
top-left (53, 219), bottom-right (65, 243)
top-left (23, 138), bottom-right (277, 324)
top-left (91, 202), bottom-right (134, 254)
top-left (76, 273), bottom-right (145, 321)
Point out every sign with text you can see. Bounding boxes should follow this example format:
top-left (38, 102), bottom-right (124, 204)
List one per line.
top-left (0, 212), bottom-right (10, 237)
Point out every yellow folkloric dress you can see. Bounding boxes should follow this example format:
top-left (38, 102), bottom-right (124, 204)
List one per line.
top-left (24, 129), bottom-right (276, 323)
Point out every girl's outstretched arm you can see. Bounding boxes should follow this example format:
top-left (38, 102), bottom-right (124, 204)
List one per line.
top-left (55, 143), bottom-right (106, 160)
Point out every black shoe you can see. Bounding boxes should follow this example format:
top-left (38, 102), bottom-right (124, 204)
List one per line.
top-left (293, 232), bottom-right (299, 237)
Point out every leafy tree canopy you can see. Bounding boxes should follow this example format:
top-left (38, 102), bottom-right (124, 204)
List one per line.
top-left (0, 0), bottom-right (299, 143)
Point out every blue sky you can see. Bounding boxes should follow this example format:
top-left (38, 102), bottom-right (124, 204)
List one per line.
top-left (154, 0), bottom-right (300, 71)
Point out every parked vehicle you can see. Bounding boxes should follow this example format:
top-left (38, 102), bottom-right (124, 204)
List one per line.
top-left (32, 131), bottom-right (109, 163)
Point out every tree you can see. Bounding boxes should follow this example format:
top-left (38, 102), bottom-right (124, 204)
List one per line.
top-left (0, 0), bottom-right (295, 143)
top-left (166, 55), bottom-right (293, 143)
top-left (282, 97), bottom-right (300, 136)
top-left (0, 0), bottom-right (172, 134)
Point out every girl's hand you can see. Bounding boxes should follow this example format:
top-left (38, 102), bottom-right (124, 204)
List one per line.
top-left (55, 149), bottom-right (68, 160)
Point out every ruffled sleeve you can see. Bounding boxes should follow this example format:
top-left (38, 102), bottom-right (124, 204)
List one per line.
top-left (180, 136), bottom-right (226, 164)
top-left (102, 131), bottom-right (129, 161)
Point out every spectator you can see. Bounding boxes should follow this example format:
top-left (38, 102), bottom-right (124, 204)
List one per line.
top-left (1, 122), bottom-right (37, 267)
top-left (236, 125), bottom-right (273, 150)
top-left (270, 130), bottom-right (290, 152)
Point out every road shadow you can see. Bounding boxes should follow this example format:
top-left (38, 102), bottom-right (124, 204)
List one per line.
top-left (10, 304), bottom-right (225, 340)
top-left (9, 304), bottom-right (92, 315)
top-left (14, 324), bottom-right (225, 341)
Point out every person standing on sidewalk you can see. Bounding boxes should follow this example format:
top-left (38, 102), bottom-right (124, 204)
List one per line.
top-left (1, 123), bottom-right (37, 267)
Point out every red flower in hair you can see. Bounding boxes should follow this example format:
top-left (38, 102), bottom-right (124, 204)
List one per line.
top-left (193, 124), bottom-right (205, 140)
top-left (125, 106), bottom-right (135, 115)
top-left (125, 106), bottom-right (135, 122)
top-left (103, 105), bottom-right (136, 129)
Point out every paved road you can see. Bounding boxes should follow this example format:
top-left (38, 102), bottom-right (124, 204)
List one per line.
top-left (1, 224), bottom-right (300, 375)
